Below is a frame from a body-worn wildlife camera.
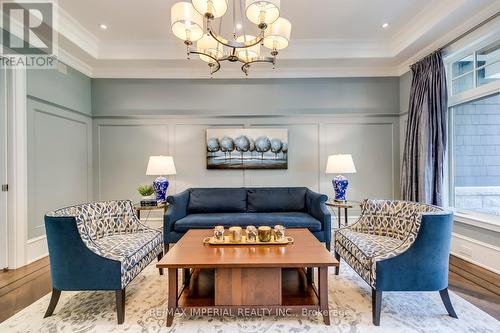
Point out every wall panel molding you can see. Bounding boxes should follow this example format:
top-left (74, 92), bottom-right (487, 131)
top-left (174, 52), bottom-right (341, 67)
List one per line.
top-left (94, 115), bottom-right (400, 203)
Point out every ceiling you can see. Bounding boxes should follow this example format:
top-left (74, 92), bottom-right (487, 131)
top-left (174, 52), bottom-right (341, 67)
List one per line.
top-left (54, 0), bottom-right (500, 78)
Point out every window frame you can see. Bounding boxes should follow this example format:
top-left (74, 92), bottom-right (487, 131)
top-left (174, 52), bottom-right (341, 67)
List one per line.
top-left (445, 34), bottom-right (500, 230)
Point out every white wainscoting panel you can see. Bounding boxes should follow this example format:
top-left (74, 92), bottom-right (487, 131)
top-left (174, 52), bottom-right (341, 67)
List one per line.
top-left (97, 124), bottom-right (169, 200)
top-left (27, 99), bottom-right (92, 240)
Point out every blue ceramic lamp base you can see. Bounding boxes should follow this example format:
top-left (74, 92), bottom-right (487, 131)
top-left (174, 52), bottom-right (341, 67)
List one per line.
top-left (332, 175), bottom-right (349, 202)
top-left (153, 176), bottom-right (169, 204)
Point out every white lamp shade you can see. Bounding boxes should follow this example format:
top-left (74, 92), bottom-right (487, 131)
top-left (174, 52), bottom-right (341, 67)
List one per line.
top-left (171, 2), bottom-right (204, 42)
top-left (245, 0), bottom-right (280, 26)
top-left (264, 17), bottom-right (291, 50)
top-left (197, 34), bottom-right (224, 63)
top-left (325, 154), bottom-right (356, 174)
top-left (236, 35), bottom-right (260, 62)
top-left (192, 0), bottom-right (228, 18)
top-left (146, 156), bottom-right (177, 176)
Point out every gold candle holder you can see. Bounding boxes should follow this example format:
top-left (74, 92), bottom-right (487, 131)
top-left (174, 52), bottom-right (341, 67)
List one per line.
top-left (258, 226), bottom-right (272, 242)
top-left (228, 226), bottom-right (242, 242)
top-left (246, 225), bottom-right (257, 242)
top-left (274, 224), bottom-right (285, 241)
top-left (213, 226), bottom-right (224, 243)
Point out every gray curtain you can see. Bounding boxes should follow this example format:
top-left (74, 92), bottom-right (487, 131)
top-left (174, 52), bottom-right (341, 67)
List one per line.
top-left (401, 51), bottom-right (448, 206)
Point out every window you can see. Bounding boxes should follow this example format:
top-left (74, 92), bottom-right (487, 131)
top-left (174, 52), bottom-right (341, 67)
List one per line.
top-left (450, 40), bottom-right (500, 95)
top-left (451, 93), bottom-right (500, 215)
top-left (447, 37), bottom-right (500, 220)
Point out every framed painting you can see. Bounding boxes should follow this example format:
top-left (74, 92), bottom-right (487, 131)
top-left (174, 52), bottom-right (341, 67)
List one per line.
top-left (206, 128), bottom-right (288, 169)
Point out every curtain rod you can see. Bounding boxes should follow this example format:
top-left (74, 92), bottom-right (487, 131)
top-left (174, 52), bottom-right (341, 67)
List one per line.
top-left (411, 11), bottom-right (500, 66)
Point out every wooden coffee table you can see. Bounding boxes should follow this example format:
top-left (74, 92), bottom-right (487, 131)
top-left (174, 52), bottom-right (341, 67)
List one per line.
top-left (157, 229), bottom-right (339, 326)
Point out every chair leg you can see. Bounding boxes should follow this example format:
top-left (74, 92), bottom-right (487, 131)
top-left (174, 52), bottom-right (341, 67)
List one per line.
top-left (372, 289), bottom-right (382, 326)
top-left (116, 289), bottom-right (125, 324)
top-left (43, 288), bottom-right (61, 318)
top-left (326, 241), bottom-right (331, 252)
top-left (334, 251), bottom-right (340, 275)
top-left (164, 243), bottom-right (169, 253)
top-left (439, 288), bottom-right (458, 319)
top-left (157, 252), bottom-right (164, 275)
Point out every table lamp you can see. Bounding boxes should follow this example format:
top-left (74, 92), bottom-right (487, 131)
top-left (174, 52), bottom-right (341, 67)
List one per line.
top-left (325, 154), bottom-right (356, 202)
top-left (146, 156), bottom-right (177, 203)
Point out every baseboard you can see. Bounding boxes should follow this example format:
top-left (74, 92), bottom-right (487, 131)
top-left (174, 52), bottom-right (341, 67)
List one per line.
top-left (451, 233), bottom-right (500, 274)
top-left (26, 235), bottom-right (48, 265)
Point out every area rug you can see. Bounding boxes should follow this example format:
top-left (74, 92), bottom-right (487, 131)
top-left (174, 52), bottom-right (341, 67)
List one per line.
top-left (1, 260), bottom-right (498, 333)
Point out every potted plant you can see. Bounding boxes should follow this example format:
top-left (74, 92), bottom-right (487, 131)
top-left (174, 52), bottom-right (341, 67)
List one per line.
top-left (137, 184), bottom-right (155, 200)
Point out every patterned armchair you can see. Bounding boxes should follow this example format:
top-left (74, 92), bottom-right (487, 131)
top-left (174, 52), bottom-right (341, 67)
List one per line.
top-left (43, 200), bottom-right (164, 324)
top-left (334, 199), bottom-right (457, 325)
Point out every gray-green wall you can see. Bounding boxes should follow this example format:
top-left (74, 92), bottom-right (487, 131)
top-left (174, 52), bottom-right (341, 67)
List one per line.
top-left (92, 77), bottom-right (399, 116)
top-left (26, 65), bottom-right (92, 239)
top-left (91, 77), bottom-right (402, 212)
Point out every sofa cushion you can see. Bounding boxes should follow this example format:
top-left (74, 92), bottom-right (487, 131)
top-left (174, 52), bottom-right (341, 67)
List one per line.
top-left (247, 187), bottom-right (307, 213)
top-left (187, 188), bottom-right (247, 214)
top-left (174, 212), bottom-right (322, 232)
top-left (93, 230), bottom-right (162, 271)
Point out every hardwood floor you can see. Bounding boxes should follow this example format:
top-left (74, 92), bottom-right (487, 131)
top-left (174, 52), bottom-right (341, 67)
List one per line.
top-left (0, 257), bottom-right (51, 323)
top-left (0, 255), bottom-right (498, 323)
top-left (448, 256), bottom-right (500, 320)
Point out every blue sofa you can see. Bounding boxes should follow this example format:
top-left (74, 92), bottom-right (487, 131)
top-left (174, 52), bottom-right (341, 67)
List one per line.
top-left (164, 187), bottom-right (331, 251)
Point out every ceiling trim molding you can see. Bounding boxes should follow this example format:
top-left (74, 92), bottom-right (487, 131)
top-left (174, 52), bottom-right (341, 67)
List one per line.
top-left (92, 65), bottom-right (399, 79)
top-left (396, 1), bottom-right (500, 76)
top-left (390, 0), bottom-right (468, 56)
top-left (57, 5), bottom-right (100, 58)
top-left (44, 1), bottom-right (500, 79)
top-left (57, 48), bottom-right (94, 77)
top-left (98, 38), bottom-right (392, 60)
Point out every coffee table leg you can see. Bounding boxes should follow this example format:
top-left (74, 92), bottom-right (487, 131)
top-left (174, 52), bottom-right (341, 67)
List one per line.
top-left (319, 266), bottom-right (330, 325)
top-left (167, 268), bottom-right (178, 327)
top-left (306, 267), bottom-right (313, 283)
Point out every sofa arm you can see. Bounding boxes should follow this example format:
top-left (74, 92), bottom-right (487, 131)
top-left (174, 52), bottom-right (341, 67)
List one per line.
top-left (306, 189), bottom-right (331, 243)
top-left (163, 189), bottom-right (190, 244)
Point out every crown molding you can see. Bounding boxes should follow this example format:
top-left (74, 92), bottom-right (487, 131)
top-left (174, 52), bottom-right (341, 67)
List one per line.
top-left (92, 64), bottom-right (399, 79)
top-left (23, 1), bottom-right (497, 79)
top-left (98, 38), bottom-right (391, 61)
top-left (57, 47), bottom-right (93, 77)
top-left (56, 5), bottom-right (99, 58)
top-left (390, 0), bottom-right (468, 56)
top-left (395, 1), bottom-right (500, 76)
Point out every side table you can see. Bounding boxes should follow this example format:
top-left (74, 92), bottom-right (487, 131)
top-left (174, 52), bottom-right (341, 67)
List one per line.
top-left (325, 200), bottom-right (359, 228)
top-left (133, 202), bottom-right (168, 220)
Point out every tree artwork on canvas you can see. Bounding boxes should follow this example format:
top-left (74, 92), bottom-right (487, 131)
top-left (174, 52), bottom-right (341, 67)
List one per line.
top-left (206, 128), bottom-right (288, 169)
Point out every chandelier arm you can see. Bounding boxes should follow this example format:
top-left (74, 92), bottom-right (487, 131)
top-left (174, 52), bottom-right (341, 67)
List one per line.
top-left (208, 28), bottom-right (263, 49)
top-left (188, 50), bottom-right (222, 75)
top-left (240, 56), bottom-right (276, 75)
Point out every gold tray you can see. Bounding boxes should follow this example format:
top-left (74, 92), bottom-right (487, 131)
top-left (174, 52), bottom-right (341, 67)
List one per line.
top-left (203, 235), bottom-right (294, 246)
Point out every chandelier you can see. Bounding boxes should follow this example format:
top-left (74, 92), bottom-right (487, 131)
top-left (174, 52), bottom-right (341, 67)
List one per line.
top-left (170, 0), bottom-right (291, 76)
